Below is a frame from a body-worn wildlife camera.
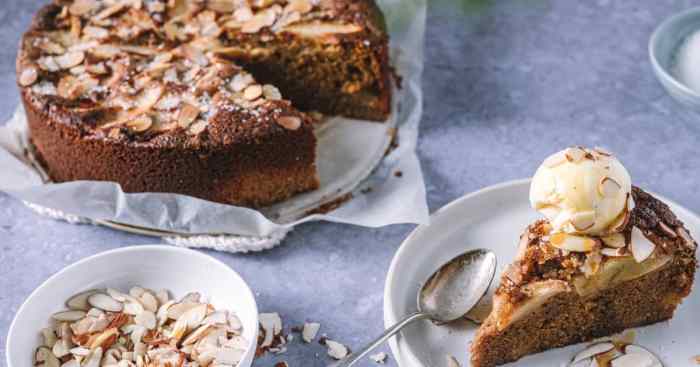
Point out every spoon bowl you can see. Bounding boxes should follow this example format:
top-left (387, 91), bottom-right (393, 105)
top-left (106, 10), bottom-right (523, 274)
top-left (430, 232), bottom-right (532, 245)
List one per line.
top-left (418, 249), bottom-right (497, 322)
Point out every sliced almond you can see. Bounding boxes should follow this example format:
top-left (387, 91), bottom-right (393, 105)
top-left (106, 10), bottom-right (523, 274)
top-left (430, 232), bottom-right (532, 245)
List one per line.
top-left (139, 292), bottom-right (159, 313)
top-left (177, 103), bottom-right (201, 128)
top-left (607, 210), bottom-right (630, 234)
top-left (286, 0), bottom-right (312, 13)
top-left (598, 177), bottom-right (621, 197)
top-left (19, 66), bottom-right (39, 87)
top-left (259, 313), bottom-right (282, 348)
top-left (325, 339), bottom-right (349, 360)
top-left (123, 299), bottom-right (145, 315)
top-left (207, 0), bottom-right (236, 12)
top-left (550, 233), bottom-right (597, 252)
top-left (301, 322), bottom-right (320, 343)
top-left (601, 233), bottom-right (626, 248)
top-left (135, 311), bottom-right (157, 330)
top-left (167, 302), bottom-right (199, 320)
top-left (610, 352), bottom-right (656, 367)
top-left (52, 310), bottom-right (86, 322)
top-left (88, 293), bottom-right (123, 312)
top-left (572, 343), bottom-right (615, 364)
top-left (89, 327), bottom-right (118, 350)
top-left (571, 210), bottom-right (596, 232)
top-left (55, 51), bottom-right (85, 69)
top-left (52, 338), bottom-right (70, 358)
top-left (630, 227), bottom-right (656, 263)
top-left (601, 247), bottom-right (628, 257)
top-left (41, 328), bottom-right (57, 348)
top-left (564, 147), bottom-right (586, 163)
top-left (676, 227), bottom-right (696, 249)
top-left (243, 84), bottom-right (263, 100)
top-left (276, 115), bottom-right (302, 131)
top-left (157, 300), bottom-right (175, 326)
top-left (262, 84), bottom-right (282, 100)
top-left (126, 115), bottom-right (153, 133)
top-left (182, 324), bottom-right (212, 346)
top-left (282, 22), bottom-right (363, 37)
top-left (241, 8), bottom-right (278, 33)
top-left (66, 289), bottom-right (101, 311)
top-left (82, 346), bottom-right (103, 367)
top-left (623, 345), bottom-right (663, 367)
top-left (370, 352), bottom-right (388, 364)
top-left (35, 346), bottom-right (60, 367)
top-left (69, 0), bottom-right (98, 16)
top-left (216, 347), bottom-right (244, 364)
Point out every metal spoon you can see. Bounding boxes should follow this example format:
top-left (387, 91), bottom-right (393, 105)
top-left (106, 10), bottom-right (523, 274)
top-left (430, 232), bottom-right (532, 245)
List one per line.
top-left (332, 248), bottom-right (497, 367)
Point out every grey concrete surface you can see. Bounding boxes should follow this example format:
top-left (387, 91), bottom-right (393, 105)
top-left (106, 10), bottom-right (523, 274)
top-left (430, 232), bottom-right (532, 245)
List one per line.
top-left (2, 1), bottom-right (700, 366)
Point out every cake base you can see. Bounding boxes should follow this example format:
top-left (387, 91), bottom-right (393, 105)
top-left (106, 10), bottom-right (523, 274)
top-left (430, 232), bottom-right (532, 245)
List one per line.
top-left (470, 247), bottom-right (695, 367)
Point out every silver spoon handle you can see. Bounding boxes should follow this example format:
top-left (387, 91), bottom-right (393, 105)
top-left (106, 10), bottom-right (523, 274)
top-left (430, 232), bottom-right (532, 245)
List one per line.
top-left (331, 312), bottom-right (430, 367)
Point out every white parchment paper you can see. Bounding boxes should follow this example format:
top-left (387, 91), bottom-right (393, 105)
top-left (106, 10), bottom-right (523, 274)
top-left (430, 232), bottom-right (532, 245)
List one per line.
top-left (0, 0), bottom-right (428, 238)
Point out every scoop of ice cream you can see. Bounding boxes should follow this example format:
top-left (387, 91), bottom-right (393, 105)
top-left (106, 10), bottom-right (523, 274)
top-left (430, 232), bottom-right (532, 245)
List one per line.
top-left (529, 147), bottom-right (632, 236)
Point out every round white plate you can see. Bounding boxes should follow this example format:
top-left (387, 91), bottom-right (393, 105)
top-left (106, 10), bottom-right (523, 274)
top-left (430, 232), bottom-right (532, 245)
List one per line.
top-left (384, 179), bottom-right (700, 367)
top-left (6, 245), bottom-right (259, 367)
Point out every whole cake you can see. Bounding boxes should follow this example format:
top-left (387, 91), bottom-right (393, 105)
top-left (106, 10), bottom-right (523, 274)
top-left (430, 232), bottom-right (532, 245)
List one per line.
top-left (471, 147), bottom-right (697, 367)
top-left (17, 0), bottom-right (391, 207)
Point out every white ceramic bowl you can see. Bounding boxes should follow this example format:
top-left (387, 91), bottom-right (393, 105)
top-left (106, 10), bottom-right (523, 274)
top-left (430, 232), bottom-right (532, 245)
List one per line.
top-left (6, 245), bottom-right (259, 367)
top-left (650, 7), bottom-right (700, 109)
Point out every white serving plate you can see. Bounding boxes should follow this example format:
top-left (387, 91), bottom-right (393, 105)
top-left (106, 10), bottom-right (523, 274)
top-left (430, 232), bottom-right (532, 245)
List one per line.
top-left (6, 245), bottom-right (259, 367)
top-left (384, 179), bottom-right (700, 367)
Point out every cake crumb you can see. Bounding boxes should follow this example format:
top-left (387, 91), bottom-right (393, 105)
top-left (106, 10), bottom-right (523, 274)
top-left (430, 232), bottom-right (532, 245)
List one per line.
top-left (394, 170), bottom-right (403, 177)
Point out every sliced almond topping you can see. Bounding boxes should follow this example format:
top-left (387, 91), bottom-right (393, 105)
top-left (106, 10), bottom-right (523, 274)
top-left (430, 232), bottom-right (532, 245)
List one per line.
top-left (601, 247), bottom-right (628, 257)
top-left (135, 311), bottom-right (157, 330)
top-left (35, 346), bottom-right (60, 367)
top-left (37, 56), bottom-right (60, 72)
top-left (126, 114), bottom-right (153, 132)
top-left (301, 322), bottom-right (320, 343)
top-left (676, 227), bottom-right (696, 249)
top-left (571, 210), bottom-right (596, 231)
top-left (178, 103), bottom-right (201, 128)
top-left (572, 343), bottom-right (615, 364)
top-left (187, 120), bottom-right (207, 135)
top-left (370, 352), bottom-right (388, 364)
top-left (83, 26), bottom-right (109, 40)
top-left (630, 227), bottom-right (656, 263)
top-left (94, 3), bottom-right (125, 20)
top-left (88, 293), bottom-right (123, 312)
top-left (276, 115), bottom-right (302, 131)
top-left (55, 51), bottom-right (85, 69)
top-left (243, 84), bottom-right (263, 100)
top-left (601, 233), bottom-right (626, 248)
top-left (282, 22), bottom-right (363, 37)
top-left (241, 8), bottom-right (279, 33)
top-left (230, 73), bottom-right (254, 92)
top-left (607, 210), bottom-right (630, 234)
top-left (207, 0), bottom-right (236, 13)
top-left (286, 0), bottom-right (313, 13)
top-left (52, 310), bottom-right (87, 322)
top-left (564, 147), bottom-right (586, 163)
top-left (259, 313), bottom-right (282, 348)
top-left (325, 339), bottom-right (349, 360)
top-left (550, 233), bottom-right (597, 252)
top-left (598, 176), bottom-right (621, 197)
top-left (610, 352), bottom-right (657, 367)
top-left (69, 0), bottom-right (98, 16)
top-left (19, 66), bottom-right (39, 87)
top-left (262, 84), bottom-right (282, 100)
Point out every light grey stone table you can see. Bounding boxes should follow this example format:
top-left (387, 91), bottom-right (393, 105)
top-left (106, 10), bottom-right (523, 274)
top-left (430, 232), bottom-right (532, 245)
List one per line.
top-left (2, 1), bottom-right (700, 366)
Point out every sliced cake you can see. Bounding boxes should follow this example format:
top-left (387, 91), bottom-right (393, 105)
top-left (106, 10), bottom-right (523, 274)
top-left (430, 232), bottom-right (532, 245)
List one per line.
top-left (470, 147), bottom-right (697, 367)
top-left (16, 0), bottom-right (391, 207)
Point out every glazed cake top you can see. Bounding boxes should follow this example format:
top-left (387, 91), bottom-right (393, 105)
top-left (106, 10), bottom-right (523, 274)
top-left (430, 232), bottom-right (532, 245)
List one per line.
top-left (17, 0), bottom-right (384, 146)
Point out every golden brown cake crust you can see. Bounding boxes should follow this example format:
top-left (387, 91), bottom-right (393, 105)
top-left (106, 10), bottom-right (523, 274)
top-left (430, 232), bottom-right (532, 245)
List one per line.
top-left (470, 187), bottom-right (697, 367)
top-left (14, 0), bottom-right (392, 207)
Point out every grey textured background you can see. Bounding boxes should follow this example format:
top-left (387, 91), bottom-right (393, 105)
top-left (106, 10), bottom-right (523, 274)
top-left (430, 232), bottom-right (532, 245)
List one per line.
top-left (2, 1), bottom-right (700, 366)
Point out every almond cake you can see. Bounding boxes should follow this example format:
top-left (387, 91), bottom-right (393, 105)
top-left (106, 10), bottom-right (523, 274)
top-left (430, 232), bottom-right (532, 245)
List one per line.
top-left (16, 0), bottom-right (391, 207)
top-left (470, 147), bottom-right (697, 367)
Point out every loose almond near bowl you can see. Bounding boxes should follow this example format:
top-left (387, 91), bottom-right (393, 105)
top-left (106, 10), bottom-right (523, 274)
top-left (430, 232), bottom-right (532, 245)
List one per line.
top-left (6, 245), bottom-right (259, 367)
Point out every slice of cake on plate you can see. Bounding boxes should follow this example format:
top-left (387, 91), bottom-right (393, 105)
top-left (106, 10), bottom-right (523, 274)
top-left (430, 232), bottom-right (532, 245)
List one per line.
top-left (16, 0), bottom-right (391, 207)
top-left (470, 147), bottom-right (697, 367)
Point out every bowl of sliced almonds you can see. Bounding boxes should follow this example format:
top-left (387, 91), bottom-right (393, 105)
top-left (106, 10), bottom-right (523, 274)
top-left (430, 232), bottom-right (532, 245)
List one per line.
top-left (6, 245), bottom-right (258, 367)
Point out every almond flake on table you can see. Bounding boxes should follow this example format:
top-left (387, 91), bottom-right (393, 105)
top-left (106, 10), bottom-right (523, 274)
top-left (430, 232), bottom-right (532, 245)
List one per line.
top-left (302, 322), bottom-right (321, 343)
top-left (370, 351), bottom-right (388, 364)
top-left (325, 339), bottom-right (350, 360)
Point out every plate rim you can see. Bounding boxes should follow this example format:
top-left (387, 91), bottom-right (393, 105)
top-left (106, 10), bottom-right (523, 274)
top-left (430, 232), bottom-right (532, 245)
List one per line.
top-left (383, 178), bottom-right (700, 367)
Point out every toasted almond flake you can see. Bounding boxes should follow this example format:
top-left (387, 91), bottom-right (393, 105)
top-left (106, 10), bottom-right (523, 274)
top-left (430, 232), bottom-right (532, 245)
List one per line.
top-left (234, 7), bottom-right (254, 22)
top-left (601, 247), bottom-right (628, 257)
top-left (40, 328), bottom-right (57, 348)
top-left (607, 211), bottom-right (630, 234)
top-left (55, 51), bottom-right (85, 69)
top-left (167, 302), bottom-right (199, 320)
top-left (52, 310), bottom-right (86, 322)
top-left (630, 227), bottom-right (656, 263)
top-left (262, 84), bottom-right (282, 100)
top-left (83, 347), bottom-right (103, 367)
top-left (572, 343), bottom-right (616, 364)
top-left (126, 114), bottom-right (153, 132)
top-left (177, 103), bottom-right (201, 128)
top-left (550, 233), bottom-right (597, 252)
top-left (230, 73), bottom-right (254, 92)
top-left (564, 147), bottom-right (586, 163)
top-left (208, 0), bottom-right (236, 12)
top-left (37, 56), bottom-right (60, 72)
top-left (88, 293), bottom-right (123, 312)
top-left (326, 339), bottom-right (349, 360)
top-left (610, 352), bottom-right (657, 367)
top-left (601, 233), bottom-right (626, 248)
top-left (35, 346), bottom-right (60, 367)
top-left (286, 0), bottom-right (312, 13)
top-left (66, 289), bottom-right (101, 311)
top-left (94, 3), bottom-right (125, 20)
top-left (571, 210), bottom-right (596, 231)
top-left (259, 313), bottom-right (282, 348)
top-left (276, 115), bottom-right (302, 130)
top-left (599, 176), bottom-right (621, 197)
top-left (623, 345), bottom-right (663, 366)
top-left (243, 84), bottom-right (263, 100)
top-left (241, 8), bottom-right (278, 33)
top-left (282, 22), bottom-right (363, 37)
top-left (676, 227), bottom-right (696, 249)
top-left (69, 0), bottom-right (98, 16)
top-left (52, 338), bottom-right (70, 358)
top-left (299, 322), bottom-right (320, 343)
top-left (19, 66), bottom-right (39, 87)
top-left (83, 26), bottom-right (109, 39)
top-left (135, 310), bottom-right (157, 330)
top-left (124, 299), bottom-right (145, 315)
top-left (139, 292), bottom-right (159, 312)
top-left (119, 44), bottom-right (158, 56)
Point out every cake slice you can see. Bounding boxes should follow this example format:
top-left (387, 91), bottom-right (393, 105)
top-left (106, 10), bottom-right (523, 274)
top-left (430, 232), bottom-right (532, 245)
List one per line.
top-left (470, 147), bottom-right (697, 367)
